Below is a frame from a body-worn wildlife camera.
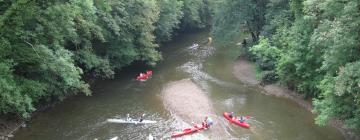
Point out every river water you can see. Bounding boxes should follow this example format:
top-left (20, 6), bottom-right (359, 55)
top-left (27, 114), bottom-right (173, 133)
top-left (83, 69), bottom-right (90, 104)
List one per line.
top-left (13, 31), bottom-right (344, 140)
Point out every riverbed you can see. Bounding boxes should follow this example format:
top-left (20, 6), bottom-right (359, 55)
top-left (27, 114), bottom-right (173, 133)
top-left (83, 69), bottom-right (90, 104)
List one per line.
top-left (13, 31), bottom-right (344, 140)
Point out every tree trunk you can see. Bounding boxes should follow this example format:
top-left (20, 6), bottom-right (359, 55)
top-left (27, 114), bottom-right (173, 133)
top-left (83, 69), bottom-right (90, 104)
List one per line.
top-left (251, 32), bottom-right (257, 42)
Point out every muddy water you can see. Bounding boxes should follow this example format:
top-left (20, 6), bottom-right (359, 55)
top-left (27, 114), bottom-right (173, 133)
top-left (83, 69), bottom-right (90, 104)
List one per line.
top-left (13, 31), bottom-right (344, 140)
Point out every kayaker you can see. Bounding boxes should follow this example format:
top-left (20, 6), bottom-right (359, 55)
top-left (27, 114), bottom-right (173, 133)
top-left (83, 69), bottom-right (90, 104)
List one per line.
top-left (146, 70), bottom-right (152, 75)
top-left (140, 73), bottom-right (145, 77)
top-left (126, 114), bottom-right (131, 121)
top-left (202, 117), bottom-right (208, 128)
top-left (238, 116), bottom-right (245, 123)
top-left (202, 116), bottom-right (213, 129)
top-left (207, 117), bottom-right (213, 128)
top-left (139, 114), bottom-right (145, 122)
top-left (229, 112), bottom-right (234, 119)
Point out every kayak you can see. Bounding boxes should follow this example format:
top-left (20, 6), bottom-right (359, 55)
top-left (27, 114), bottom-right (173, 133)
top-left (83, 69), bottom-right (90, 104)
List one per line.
top-left (109, 136), bottom-right (118, 140)
top-left (107, 118), bottom-right (157, 124)
top-left (136, 70), bottom-right (153, 81)
top-left (136, 74), bottom-right (149, 81)
top-left (171, 124), bottom-right (206, 138)
top-left (223, 112), bottom-right (250, 128)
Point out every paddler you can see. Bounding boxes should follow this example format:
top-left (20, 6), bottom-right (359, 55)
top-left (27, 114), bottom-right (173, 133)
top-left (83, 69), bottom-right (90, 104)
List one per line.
top-left (139, 114), bottom-right (145, 122)
top-left (146, 70), bottom-right (152, 75)
top-left (202, 116), bottom-right (213, 129)
top-left (229, 112), bottom-right (234, 119)
top-left (140, 73), bottom-right (145, 77)
top-left (238, 116), bottom-right (245, 123)
top-left (126, 114), bottom-right (131, 121)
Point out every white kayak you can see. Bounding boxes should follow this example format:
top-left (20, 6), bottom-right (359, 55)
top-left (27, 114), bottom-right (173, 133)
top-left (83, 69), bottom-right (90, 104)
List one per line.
top-left (109, 136), bottom-right (118, 140)
top-left (107, 118), bottom-right (157, 124)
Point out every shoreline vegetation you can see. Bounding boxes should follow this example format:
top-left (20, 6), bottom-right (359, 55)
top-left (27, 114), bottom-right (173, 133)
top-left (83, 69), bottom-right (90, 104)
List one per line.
top-left (212, 0), bottom-right (360, 138)
top-left (233, 55), bottom-right (359, 140)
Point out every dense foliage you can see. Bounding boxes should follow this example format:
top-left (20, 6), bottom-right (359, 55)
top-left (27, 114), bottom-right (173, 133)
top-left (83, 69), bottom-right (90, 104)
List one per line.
top-left (213, 0), bottom-right (360, 130)
top-left (0, 0), bottom-right (211, 118)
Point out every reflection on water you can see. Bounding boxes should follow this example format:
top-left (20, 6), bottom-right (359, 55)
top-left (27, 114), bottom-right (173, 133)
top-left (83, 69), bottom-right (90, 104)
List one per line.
top-left (13, 31), bottom-right (344, 140)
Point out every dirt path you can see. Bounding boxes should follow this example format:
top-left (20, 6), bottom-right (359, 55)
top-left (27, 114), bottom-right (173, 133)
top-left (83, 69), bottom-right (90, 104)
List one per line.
top-left (232, 57), bottom-right (359, 140)
top-left (162, 79), bottom-right (231, 139)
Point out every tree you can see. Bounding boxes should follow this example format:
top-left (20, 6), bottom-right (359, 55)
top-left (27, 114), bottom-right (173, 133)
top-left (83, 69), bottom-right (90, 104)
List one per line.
top-left (179, 0), bottom-right (212, 29)
top-left (212, 0), bottom-right (268, 42)
top-left (212, 0), bottom-right (360, 130)
top-left (0, 0), bottom-right (212, 118)
top-left (314, 62), bottom-right (360, 128)
top-left (155, 0), bottom-right (184, 42)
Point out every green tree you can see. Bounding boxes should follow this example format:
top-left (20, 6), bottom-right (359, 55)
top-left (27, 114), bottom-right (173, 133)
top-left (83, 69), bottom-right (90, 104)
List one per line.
top-left (213, 0), bottom-right (360, 130)
top-left (314, 62), bottom-right (360, 128)
top-left (180, 0), bottom-right (212, 29)
top-left (155, 0), bottom-right (184, 42)
top-left (212, 0), bottom-right (268, 42)
top-left (250, 37), bottom-right (281, 69)
top-left (0, 0), bottom-right (212, 118)
top-left (307, 0), bottom-right (360, 127)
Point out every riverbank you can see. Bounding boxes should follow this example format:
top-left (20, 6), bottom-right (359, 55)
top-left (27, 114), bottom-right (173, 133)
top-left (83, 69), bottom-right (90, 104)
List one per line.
top-left (0, 77), bottom-right (99, 140)
top-left (233, 56), bottom-right (359, 140)
top-left (161, 79), bottom-right (230, 139)
top-left (0, 116), bottom-right (22, 140)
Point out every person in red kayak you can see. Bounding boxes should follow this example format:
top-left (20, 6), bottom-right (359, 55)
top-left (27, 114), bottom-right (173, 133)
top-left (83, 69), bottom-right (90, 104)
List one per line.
top-left (202, 116), bottom-right (208, 128)
top-left (139, 73), bottom-right (145, 77)
top-left (202, 116), bottom-right (213, 129)
top-left (238, 116), bottom-right (246, 123)
top-left (229, 112), bottom-right (234, 119)
top-left (146, 70), bottom-right (152, 75)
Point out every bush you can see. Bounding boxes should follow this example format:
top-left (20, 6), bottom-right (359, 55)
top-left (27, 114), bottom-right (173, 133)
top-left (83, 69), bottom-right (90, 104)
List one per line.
top-left (261, 70), bottom-right (279, 84)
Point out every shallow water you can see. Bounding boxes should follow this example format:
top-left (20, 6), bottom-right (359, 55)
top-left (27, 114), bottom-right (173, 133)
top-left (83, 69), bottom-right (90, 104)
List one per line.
top-left (13, 31), bottom-right (344, 140)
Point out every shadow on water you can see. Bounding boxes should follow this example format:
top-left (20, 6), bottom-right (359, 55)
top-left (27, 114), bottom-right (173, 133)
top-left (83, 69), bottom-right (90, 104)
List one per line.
top-left (13, 31), bottom-right (344, 140)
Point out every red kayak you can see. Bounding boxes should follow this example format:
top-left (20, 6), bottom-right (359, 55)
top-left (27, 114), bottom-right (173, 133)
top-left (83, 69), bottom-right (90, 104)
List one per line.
top-left (136, 70), bottom-right (153, 81)
top-left (223, 112), bottom-right (250, 128)
top-left (171, 124), bottom-right (206, 138)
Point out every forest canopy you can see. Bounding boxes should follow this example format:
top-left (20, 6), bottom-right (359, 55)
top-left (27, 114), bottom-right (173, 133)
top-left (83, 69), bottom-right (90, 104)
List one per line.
top-left (0, 0), bottom-right (212, 118)
top-left (212, 0), bottom-right (360, 130)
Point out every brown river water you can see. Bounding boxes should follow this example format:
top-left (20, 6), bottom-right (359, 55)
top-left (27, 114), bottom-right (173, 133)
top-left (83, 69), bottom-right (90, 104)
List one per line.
top-left (13, 31), bottom-right (344, 140)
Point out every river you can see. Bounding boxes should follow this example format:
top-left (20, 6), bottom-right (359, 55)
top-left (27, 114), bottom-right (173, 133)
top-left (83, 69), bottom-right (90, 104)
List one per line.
top-left (13, 31), bottom-right (344, 140)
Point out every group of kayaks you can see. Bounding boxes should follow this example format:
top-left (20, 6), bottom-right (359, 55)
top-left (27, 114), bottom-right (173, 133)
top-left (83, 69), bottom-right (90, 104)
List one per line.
top-left (170, 112), bottom-right (250, 138)
top-left (107, 112), bottom-right (250, 139)
top-left (119, 72), bottom-right (250, 138)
